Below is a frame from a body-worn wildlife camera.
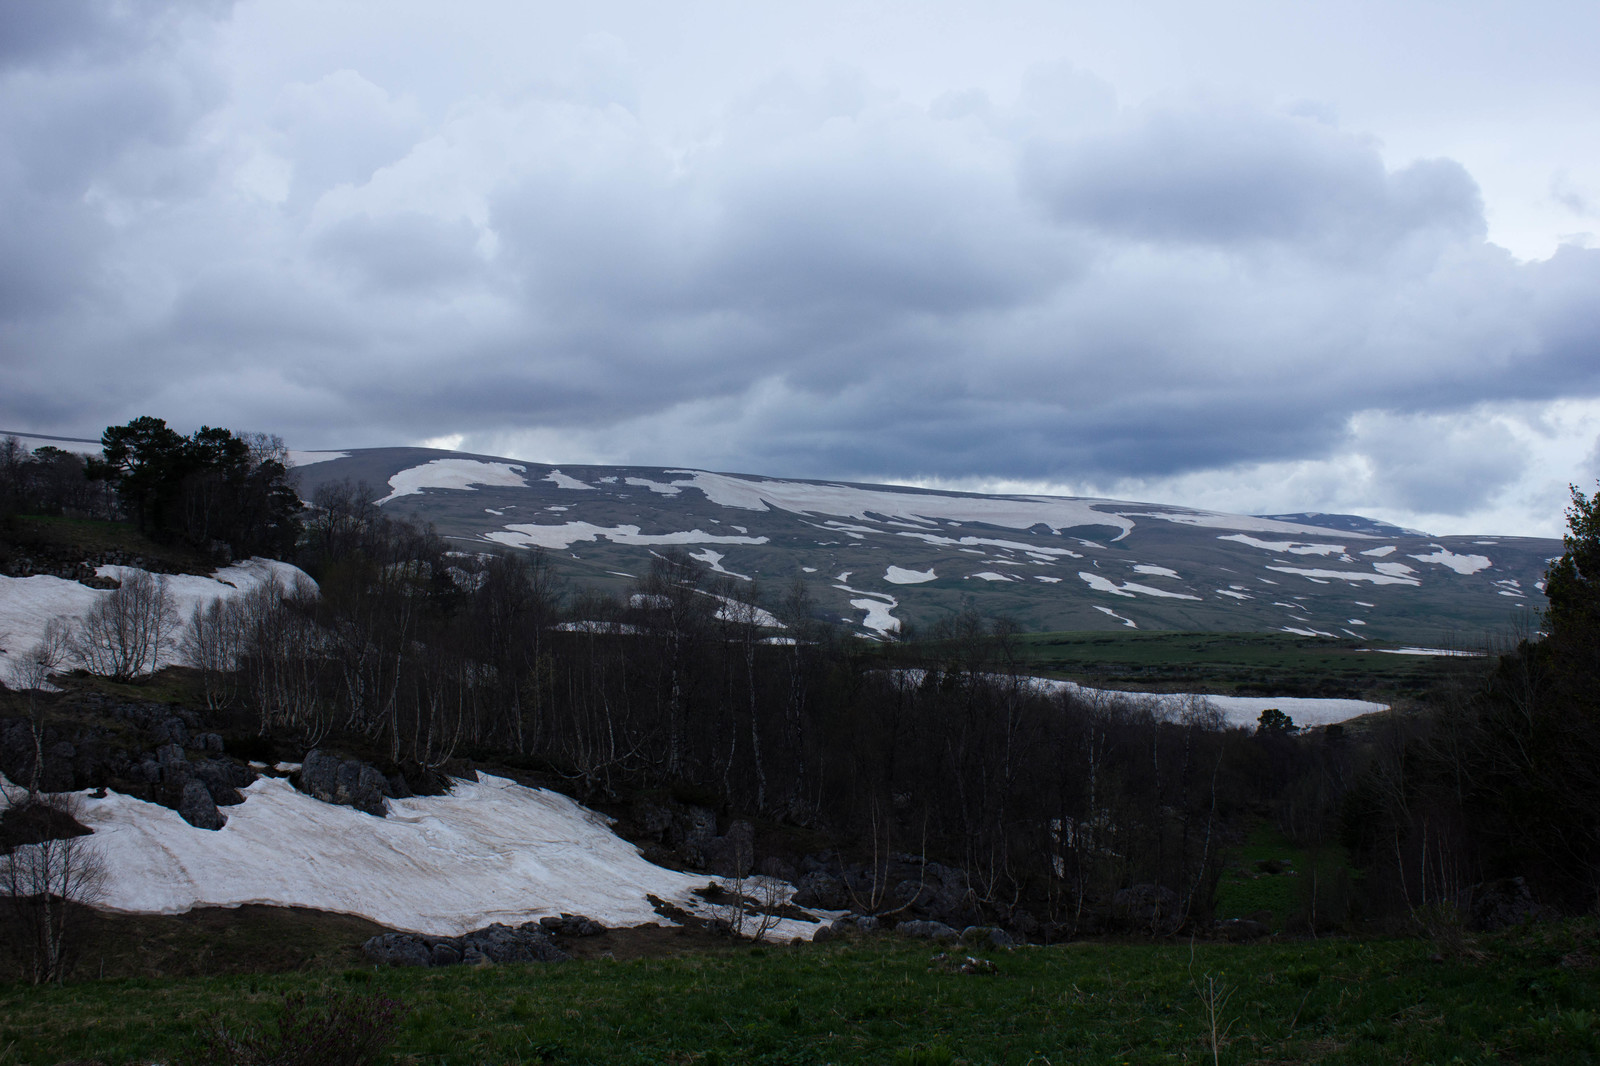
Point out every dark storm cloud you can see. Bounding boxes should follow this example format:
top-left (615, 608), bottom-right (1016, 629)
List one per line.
top-left (2, 4), bottom-right (1597, 535)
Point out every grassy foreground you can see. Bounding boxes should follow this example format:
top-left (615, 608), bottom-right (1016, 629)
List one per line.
top-left (4, 924), bottom-right (1599, 1065)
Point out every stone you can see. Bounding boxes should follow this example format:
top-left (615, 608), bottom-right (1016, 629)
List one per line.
top-left (1214, 918), bottom-right (1269, 941)
top-left (362, 933), bottom-right (432, 967)
top-left (960, 925), bottom-right (1016, 948)
top-left (792, 870), bottom-right (848, 910)
top-left (896, 920), bottom-right (960, 940)
top-left (178, 778), bottom-right (225, 831)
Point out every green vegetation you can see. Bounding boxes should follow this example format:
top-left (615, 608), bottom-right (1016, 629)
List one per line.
top-left (3, 929), bottom-right (1598, 1065)
top-left (1213, 824), bottom-right (1356, 932)
top-left (1005, 630), bottom-right (1478, 704)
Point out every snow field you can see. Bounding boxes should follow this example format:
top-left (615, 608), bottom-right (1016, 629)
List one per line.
top-left (0, 560), bottom-right (310, 677)
top-left (36, 773), bottom-right (828, 940)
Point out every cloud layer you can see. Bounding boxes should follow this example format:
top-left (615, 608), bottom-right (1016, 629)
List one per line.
top-left (3, 1), bottom-right (1598, 536)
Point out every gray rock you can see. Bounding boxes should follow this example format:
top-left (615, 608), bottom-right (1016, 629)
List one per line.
top-left (430, 942), bottom-right (462, 967)
top-left (362, 933), bottom-right (432, 967)
top-left (704, 820), bottom-right (757, 877)
top-left (178, 778), bottom-right (225, 830)
top-left (299, 749), bottom-right (390, 817)
top-left (195, 732), bottom-right (225, 754)
top-left (793, 870), bottom-right (848, 910)
top-left (896, 920), bottom-right (959, 940)
top-left (156, 742), bottom-right (188, 779)
top-left (460, 922), bottom-right (571, 963)
top-left (961, 925), bottom-right (1016, 948)
top-left (853, 915), bottom-right (881, 933)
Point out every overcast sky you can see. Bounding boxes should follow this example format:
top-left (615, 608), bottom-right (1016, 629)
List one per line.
top-left (4, 0), bottom-right (1598, 537)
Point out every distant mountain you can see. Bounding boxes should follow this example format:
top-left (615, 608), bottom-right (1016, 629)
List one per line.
top-left (290, 447), bottom-right (1559, 644)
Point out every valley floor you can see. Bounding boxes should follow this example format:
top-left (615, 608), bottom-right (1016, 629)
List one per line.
top-left (3, 919), bottom-right (1598, 1065)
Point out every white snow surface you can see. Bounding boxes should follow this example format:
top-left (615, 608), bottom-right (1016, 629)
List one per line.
top-left (1035, 679), bottom-right (1385, 729)
top-left (894, 532), bottom-right (1082, 558)
top-left (1077, 572), bottom-right (1200, 600)
top-left (1360, 546), bottom-right (1398, 557)
top-left (544, 470), bottom-right (595, 491)
top-left (286, 450), bottom-right (350, 467)
top-left (970, 572), bottom-right (1016, 582)
top-left (485, 523), bottom-right (768, 551)
top-left (687, 549), bottom-right (750, 581)
top-left (1146, 512), bottom-right (1374, 537)
top-left (1409, 547), bottom-right (1493, 575)
top-left (1267, 565), bottom-right (1421, 586)
top-left (1218, 534), bottom-right (1348, 556)
top-left (0, 560), bottom-right (310, 676)
top-left (377, 460), bottom-right (529, 504)
top-left (625, 477), bottom-right (682, 496)
top-left (48, 773), bottom-right (827, 939)
top-left (1132, 565), bottom-right (1180, 578)
top-left (662, 471), bottom-right (1136, 540)
top-left (884, 566), bottom-right (937, 585)
top-left (1094, 605), bottom-right (1137, 628)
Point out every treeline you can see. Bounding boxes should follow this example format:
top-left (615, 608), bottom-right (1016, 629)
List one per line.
top-left (1, 417), bottom-right (302, 561)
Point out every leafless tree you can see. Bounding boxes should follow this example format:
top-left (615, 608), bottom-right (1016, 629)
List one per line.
top-left (71, 571), bottom-right (179, 681)
top-left (0, 787), bottom-right (108, 984)
top-left (5, 619), bottom-right (73, 799)
top-left (181, 597), bottom-right (247, 710)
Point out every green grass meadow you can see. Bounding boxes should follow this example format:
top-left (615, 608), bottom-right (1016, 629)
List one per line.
top-left (4, 924), bottom-right (1598, 1066)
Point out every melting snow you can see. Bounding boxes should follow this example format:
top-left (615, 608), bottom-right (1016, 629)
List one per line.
top-left (485, 523), bottom-right (768, 551)
top-left (1094, 605), bottom-right (1137, 629)
top-left (377, 460), bottom-right (529, 505)
top-left (884, 566), bottom-right (937, 585)
top-left (625, 477), bottom-right (682, 496)
top-left (1077, 572), bottom-right (1201, 600)
top-left (286, 450), bottom-right (349, 467)
top-left (661, 471), bottom-right (1137, 540)
top-left (895, 532), bottom-right (1082, 558)
top-left (1409, 547), bottom-right (1492, 575)
top-left (1035, 575), bottom-right (1062, 583)
top-left (1214, 589), bottom-right (1251, 600)
top-left (688, 549), bottom-right (750, 581)
top-left (970, 572), bottom-right (1016, 582)
top-left (0, 561), bottom-right (311, 677)
top-left (42, 774), bottom-right (826, 939)
top-left (544, 470), bottom-right (594, 491)
top-left (1267, 566), bottom-right (1420, 586)
top-left (1360, 546), bottom-right (1397, 557)
top-left (1219, 534), bottom-right (1347, 556)
top-left (1035, 680), bottom-right (1384, 729)
top-left (1132, 564), bottom-right (1180, 578)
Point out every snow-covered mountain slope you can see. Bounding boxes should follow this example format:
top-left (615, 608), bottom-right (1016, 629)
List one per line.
top-left (42, 771), bottom-right (824, 939)
top-left (292, 448), bottom-right (1560, 644)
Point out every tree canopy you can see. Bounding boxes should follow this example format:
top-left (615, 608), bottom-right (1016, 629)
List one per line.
top-left (87, 417), bottom-right (302, 560)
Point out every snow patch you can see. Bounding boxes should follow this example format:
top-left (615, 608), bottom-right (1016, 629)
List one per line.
top-left (1094, 605), bottom-right (1137, 629)
top-left (1219, 534), bottom-right (1347, 556)
top-left (544, 470), bottom-right (594, 491)
top-left (1078, 572), bottom-right (1200, 600)
top-left (1409, 547), bottom-right (1492, 575)
top-left (485, 523), bottom-right (768, 551)
top-left (377, 460), bottom-right (529, 505)
top-left (286, 450), bottom-right (349, 467)
top-left (1267, 566), bottom-right (1420, 586)
top-left (1131, 564), bottom-right (1180, 578)
top-left (969, 572), bottom-right (1016, 582)
top-left (1360, 546), bottom-right (1397, 558)
top-left (884, 566), bottom-right (937, 585)
top-left (625, 477), bottom-right (682, 496)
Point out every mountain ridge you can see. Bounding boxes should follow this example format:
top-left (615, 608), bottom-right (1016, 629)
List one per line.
top-left (283, 446), bottom-right (1556, 644)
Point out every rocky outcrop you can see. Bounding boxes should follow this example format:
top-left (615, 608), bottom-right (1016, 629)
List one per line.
top-left (297, 750), bottom-right (394, 817)
top-left (178, 777), bottom-right (225, 830)
top-left (361, 921), bottom-right (578, 967)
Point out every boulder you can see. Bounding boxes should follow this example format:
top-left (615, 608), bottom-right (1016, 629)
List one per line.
top-left (960, 925), bottom-right (1016, 949)
top-left (539, 914), bottom-right (606, 937)
top-left (896, 920), bottom-right (960, 941)
top-left (459, 923), bottom-right (571, 964)
top-left (298, 749), bottom-right (391, 817)
top-left (792, 870), bottom-right (848, 910)
top-left (178, 778), bottom-right (225, 831)
top-left (1114, 884), bottom-right (1182, 934)
top-left (1459, 877), bottom-right (1559, 931)
top-left (703, 820), bottom-right (757, 877)
top-left (362, 933), bottom-right (432, 968)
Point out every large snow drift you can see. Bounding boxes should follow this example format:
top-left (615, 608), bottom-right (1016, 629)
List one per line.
top-left (55, 773), bottom-right (826, 940)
